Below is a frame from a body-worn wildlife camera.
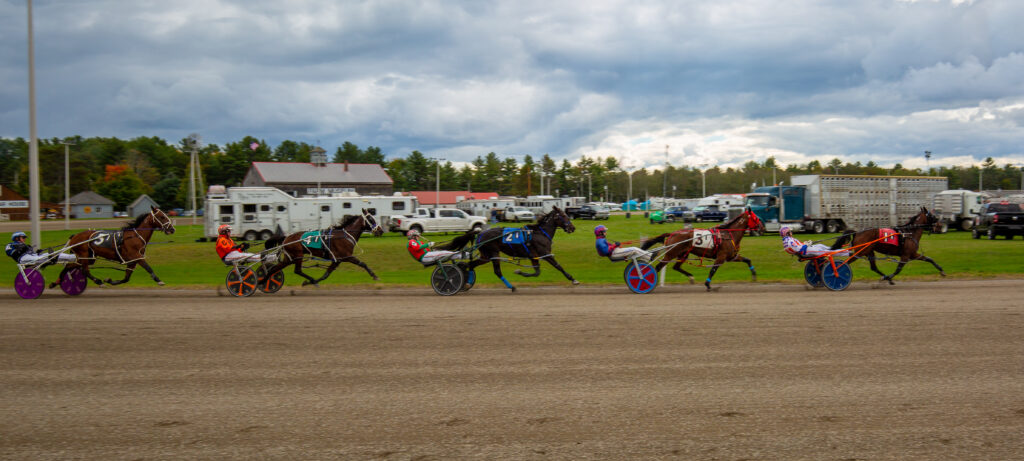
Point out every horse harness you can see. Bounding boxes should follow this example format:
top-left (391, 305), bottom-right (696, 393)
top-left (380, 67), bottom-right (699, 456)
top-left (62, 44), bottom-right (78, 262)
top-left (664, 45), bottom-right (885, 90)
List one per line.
top-left (88, 229), bottom-right (146, 264)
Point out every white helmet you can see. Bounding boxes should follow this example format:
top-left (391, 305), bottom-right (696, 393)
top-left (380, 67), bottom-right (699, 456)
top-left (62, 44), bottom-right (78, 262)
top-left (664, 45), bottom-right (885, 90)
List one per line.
top-left (780, 227), bottom-right (792, 237)
top-left (406, 229), bottom-right (420, 238)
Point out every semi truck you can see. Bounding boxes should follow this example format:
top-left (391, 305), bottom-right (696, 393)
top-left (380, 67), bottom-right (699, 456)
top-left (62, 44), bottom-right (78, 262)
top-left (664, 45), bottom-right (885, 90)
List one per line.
top-left (931, 189), bottom-right (985, 233)
top-left (744, 175), bottom-right (948, 233)
top-left (204, 186), bottom-right (418, 240)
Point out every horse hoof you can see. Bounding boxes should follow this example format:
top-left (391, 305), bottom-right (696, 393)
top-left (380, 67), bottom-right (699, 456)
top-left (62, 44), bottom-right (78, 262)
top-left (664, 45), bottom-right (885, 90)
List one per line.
top-left (514, 270), bottom-right (523, 276)
top-left (157, 281), bottom-right (165, 286)
top-left (688, 277), bottom-right (695, 284)
top-left (372, 276), bottom-right (380, 281)
top-left (104, 278), bottom-right (114, 284)
top-left (940, 272), bottom-right (947, 277)
top-left (572, 280), bottom-right (580, 285)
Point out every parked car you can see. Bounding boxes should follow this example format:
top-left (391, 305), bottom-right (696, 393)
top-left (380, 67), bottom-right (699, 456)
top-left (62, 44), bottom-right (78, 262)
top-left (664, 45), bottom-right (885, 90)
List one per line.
top-left (972, 202), bottom-right (1024, 240)
top-left (388, 207), bottom-right (488, 234)
top-left (691, 205), bottom-right (727, 222)
top-left (649, 206), bottom-right (692, 224)
top-left (500, 206), bottom-right (535, 222)
top-left (566, 204), bottom-right (610, 220)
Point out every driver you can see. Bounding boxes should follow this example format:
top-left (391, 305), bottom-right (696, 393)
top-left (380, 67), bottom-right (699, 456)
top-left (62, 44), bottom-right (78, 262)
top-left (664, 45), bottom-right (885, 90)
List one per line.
top-left (5, 231), bottom-right (77, 266)
top-left (215, 225), bottom-right (261, 264)
top-left (594, 225), bottom-right (652, 262)
top-left (781, 227), bottom-right (848, 257)
top-left (406, 229), bottom-right (467, 264)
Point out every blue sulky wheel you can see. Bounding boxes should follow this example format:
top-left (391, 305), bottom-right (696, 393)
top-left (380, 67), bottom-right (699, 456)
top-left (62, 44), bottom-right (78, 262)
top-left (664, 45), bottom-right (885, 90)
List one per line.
top-left (623, 262), bottom-right (658, 294)
top-left (431, 263), bottom-right (465, 296)
top-left (821, 260), bottom-right (853, 291)
top-left (804, 260), bottom-right (824, 288)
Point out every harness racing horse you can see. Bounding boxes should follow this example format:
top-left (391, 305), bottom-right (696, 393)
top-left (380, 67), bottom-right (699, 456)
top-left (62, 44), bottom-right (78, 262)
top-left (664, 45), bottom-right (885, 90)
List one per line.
top-left (832, 207), bottom-right (945, 285)
top-left (59, 206), bottom-right (175, 287)
top-left (641, 208), bottom-right (766, 291)
top-left (261, 209), bottom-right (384, 287)
top-left (467, 206), bottom-right (579, 292)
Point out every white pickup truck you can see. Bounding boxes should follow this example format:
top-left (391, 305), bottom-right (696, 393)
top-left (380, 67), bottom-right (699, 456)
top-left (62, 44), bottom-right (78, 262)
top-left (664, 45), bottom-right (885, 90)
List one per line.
top-left (388, 207), bottom-right (488, 234)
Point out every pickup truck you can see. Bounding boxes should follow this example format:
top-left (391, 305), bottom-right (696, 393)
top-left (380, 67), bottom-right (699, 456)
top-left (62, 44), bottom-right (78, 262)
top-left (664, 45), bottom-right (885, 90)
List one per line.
top-left (566, 204), bottom-right (610, 220)
top-left (388, 207), bottom-right (488, 234)
top-left (691, 205), bottom-right (727, 222)
top-left (499, 206), bottom-right (535, 222)
top-left (971, 202), bottom-right (1024, 240)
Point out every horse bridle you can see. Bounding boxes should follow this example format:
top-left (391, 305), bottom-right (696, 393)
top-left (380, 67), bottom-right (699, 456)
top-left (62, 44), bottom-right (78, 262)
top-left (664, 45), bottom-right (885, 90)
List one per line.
top-left (361, 209), bottom-right (382, 233)
top-left (151, 209), bottom-right (174, 234)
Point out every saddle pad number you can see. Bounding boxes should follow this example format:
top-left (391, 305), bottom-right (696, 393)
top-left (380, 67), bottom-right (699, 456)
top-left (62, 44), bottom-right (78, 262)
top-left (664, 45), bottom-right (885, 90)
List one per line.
top-left (693, 230), bottom-right (715, 249)
top-left (301, 231), bottom-right (323, 249)
top-left (502, 228), bottom-right (529, 244)
top-left (879, 228), bottom-right (898, 246)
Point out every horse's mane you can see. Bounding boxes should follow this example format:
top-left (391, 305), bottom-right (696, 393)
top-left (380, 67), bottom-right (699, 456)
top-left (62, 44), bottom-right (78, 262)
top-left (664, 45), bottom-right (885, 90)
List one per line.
top-left (121, 213), bottom-right (148, 230)
top-left (333, 215), bottom-right (362, 230)
top-left (716, 211), bottom-right (745, 229)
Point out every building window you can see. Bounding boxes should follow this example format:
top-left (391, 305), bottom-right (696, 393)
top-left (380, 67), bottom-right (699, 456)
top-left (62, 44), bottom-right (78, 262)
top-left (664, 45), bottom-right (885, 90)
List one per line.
top-left (321, 205), bottom-right (330, 212)
top-left (220, 205), bottom-right (234, 215)
top-left (260, 205), bottom-right (270, 211)
top-left (221, 216), bottom-right (232, 223)
top-left (367, 208), bottom-right (377, 215)
top-left (96, 207), bottom-right (102, 212)
top-left (277, 205), bottom-right (286, 212)
top-left (243, 204), bottom-right (256, 213)
top-left (392, 201), bottom-right (405, 211)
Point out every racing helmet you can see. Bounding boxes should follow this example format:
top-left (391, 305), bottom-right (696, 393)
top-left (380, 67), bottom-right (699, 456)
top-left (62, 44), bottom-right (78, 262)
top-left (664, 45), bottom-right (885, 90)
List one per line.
top-left (406, 229), bottom-right (420, 238)
top-left (594, 225), bottom-right (607, 237)
top-left (11, 231), bottom-right (27, 241)
top-left (218, 224), bottom-right (232, 235)
top-left (779, 226), bottom-right (792, 237)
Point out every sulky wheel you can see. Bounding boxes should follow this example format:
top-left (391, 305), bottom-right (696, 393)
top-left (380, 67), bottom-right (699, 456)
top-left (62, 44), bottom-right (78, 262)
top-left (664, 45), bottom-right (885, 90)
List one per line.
top-left (821, 261), bottom-right (853, 291)
top-left (431, 263), bottom-right (465, 296)
top-left (14, 269), bottom-right (45, 300)
top-left (803, 260), bottom-right (824, 288)
top-left (255, 265), bottom-right (285, 294)
top-left (623, 261), bottom-right (658, 294)
top-left (59, 267), bottom-right (88, 296)
top-left (225, 267), bottom-right (257, 297)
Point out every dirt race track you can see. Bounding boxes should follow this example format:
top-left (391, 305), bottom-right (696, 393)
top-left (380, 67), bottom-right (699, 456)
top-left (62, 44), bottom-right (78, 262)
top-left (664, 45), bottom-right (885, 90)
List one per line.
top-left (2, 280), bottom-right (1023, 460)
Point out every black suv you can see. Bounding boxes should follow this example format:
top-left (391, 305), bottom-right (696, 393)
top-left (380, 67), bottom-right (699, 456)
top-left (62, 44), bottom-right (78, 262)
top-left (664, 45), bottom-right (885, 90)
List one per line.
top-left (972, 202), bottom-right (1024, 240)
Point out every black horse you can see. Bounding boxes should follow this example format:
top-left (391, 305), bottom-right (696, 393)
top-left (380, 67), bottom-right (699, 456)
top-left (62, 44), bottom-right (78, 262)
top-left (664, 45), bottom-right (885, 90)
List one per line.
top-left (462, 206), bottom-right (578, 292)
top-left (261, 209), bottom-right (384, 287)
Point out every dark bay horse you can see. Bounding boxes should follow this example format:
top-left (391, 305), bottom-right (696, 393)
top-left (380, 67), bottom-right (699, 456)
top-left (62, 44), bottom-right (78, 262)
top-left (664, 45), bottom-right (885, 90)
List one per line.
top-left (467, 206), bottom-right (578, 292)
top-left (59, 206), bottom-right (175, 287)
top-left (641, 208), bottom-right (765, 291)
top-left (832, 207), bottom-right (945, 285)
top-left (261, 209), bottom-right (384, 287)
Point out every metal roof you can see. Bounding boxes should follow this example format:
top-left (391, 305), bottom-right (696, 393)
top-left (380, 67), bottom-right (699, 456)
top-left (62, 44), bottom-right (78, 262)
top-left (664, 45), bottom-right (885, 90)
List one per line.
top-left (65, 191), bottom-right (116, 205)
top-left (128, 194), bottom-right (159, 209)
top-left (250, 162), bottom-right (392, 185)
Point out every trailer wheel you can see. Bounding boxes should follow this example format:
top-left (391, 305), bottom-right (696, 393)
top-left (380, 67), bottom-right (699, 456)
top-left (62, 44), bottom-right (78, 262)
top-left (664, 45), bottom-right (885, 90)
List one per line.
top-left (960, 219), bottom-right (973, 232)
top-left (825, 220), bottom-right (840, 233)
top-left (936, 222), bottom-right (948, 234)
top-left (243, 231), bottom-right (258, 241)
top-left (259, 230), bottom-right (273, 241)
top-left (811, 220), bottom-right (825, 234)
top-left (410, 225), bottom-right (423, 234)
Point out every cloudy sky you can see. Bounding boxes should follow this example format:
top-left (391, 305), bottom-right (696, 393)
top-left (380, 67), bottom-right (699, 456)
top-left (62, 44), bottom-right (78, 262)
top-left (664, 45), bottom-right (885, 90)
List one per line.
top-left (2, 0), bottom-right (1023, 170)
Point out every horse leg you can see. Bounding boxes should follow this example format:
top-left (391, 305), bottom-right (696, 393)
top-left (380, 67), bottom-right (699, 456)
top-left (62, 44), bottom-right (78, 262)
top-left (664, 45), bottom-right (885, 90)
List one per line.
top-left (542, 256), bottom-right (580, 285)
top-left (136, 260), bottom-right (165, 286)
top-left (732, 255), bottom-right (757, 281)
top-left (80, 262), bottom-right (104, 286)
top-left (105, 262), bottom-right (138, 285)
top-left (307, 261), bottom-right (342, 285)
top-left (915, 254), bottom-right (947, 277)
top-left (883, 258), bottom-right (909, 285)
top-left (48, 266), bottom-right (70, 289)
top-left (864, 252), bottom-right (889, 281)
top-left (344, 257), bottom-right (379, 281)
top-left (514, 257), bottom-right (541, 277)
top-left (490, 259), bottom-right (515, 292)
top-left (671, 258), bottom-right (696, 284)
top-left (292, 259), bottom-right (321, 286)
top-left (704, 255), bottom-right (728, 291)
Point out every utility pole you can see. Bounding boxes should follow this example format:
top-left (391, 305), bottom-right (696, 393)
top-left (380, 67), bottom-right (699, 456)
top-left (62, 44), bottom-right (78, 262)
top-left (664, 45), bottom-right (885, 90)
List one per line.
top-left (662, 145), bottom-right (668, 210)
top-left (187, 134), bottom-right (202, 225)
top-left (27, 0), bottom-right (41, 246)
top-left (61, 138), bottom-right (75, 230)
top-left (925, 151), bottom-right (931, 175)
top-left (430, 157), bottom-right (444, 208)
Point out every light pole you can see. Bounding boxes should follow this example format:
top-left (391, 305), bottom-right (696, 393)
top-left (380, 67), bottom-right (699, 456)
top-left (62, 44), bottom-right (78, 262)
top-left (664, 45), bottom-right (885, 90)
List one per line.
top-left (1018, 163), bottom-right (1024, 191)
top-left (979, 165), bottom-right (983, 192)
top-left (430, 157), bottom-right (444, 209)
top-left (662, 145), bottom-right (668, 210)
top-left (603, 184), bottom-right (608, 203)
top-left (60, 138), bottom-right (75, 230)
top-left (699, 164), bottom-right (709, 197)
top-left (925, 150), bottom-right (931, 175)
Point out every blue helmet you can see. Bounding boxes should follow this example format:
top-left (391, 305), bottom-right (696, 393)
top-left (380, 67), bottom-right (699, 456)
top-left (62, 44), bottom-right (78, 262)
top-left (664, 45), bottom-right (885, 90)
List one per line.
top-left (11, 231), bottom-right (27, 241)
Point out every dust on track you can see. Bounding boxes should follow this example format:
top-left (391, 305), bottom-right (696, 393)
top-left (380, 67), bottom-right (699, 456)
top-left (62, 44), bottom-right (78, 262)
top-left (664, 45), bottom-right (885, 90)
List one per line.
top-left (1, 279), bottom-right (1023, 460)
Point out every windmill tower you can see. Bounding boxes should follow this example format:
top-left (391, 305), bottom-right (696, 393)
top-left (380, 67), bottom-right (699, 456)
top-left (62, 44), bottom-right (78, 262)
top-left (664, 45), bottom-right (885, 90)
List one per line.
top-left (186, 133), bottom-right (203, 225)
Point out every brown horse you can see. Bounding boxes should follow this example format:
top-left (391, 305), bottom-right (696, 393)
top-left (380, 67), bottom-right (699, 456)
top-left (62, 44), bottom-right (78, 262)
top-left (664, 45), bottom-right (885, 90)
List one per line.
top-left (261, 209), bottom-right (384, 287)
top-left (58, 206), bottom-right (175, 287)
top-left (641, 208), bottom-right (766, 291)
top-left (832, 207), bottom-right (945, 285)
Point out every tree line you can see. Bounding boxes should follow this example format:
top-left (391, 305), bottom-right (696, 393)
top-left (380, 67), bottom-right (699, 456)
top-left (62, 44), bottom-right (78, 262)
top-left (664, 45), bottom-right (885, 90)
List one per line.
top-left (1, 136), bottom-right (1021, 210)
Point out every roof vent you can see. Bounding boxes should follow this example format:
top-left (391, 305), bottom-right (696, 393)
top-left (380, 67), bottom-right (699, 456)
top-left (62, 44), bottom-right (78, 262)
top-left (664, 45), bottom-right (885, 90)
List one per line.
top-left (310, 146), bottom-right (327, 166)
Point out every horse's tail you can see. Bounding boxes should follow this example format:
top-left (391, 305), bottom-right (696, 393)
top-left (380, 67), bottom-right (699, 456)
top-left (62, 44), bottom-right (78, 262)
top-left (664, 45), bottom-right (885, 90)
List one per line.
top-left (641, 233), bottom-right (669, 250)
top-left (831, 229), bottom-right (856, 249)
top-left (436, 229), bottom-right (479, 251)
top-left (265, 236), bottom-right (284, 250)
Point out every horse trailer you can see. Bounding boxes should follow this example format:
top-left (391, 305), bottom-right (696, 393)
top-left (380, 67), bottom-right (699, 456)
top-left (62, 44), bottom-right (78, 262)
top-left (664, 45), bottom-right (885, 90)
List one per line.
top-left (204, 186), bottom-right (418, 240)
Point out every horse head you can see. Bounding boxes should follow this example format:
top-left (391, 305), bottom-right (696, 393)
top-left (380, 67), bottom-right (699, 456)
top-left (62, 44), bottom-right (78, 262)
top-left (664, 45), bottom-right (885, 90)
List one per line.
top-left (549, 206), bottom-right (575, 234)
top-left (920, 207), bottom-right (942, 234)
top-left (361, 209), bottom-right (384, 237)
top-left (150, 206), bottom-right (175, 235)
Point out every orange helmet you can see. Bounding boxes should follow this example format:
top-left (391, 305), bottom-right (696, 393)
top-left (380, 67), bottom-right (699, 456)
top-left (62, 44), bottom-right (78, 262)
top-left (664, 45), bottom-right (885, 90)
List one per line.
top-left (218, 224), bottom-right (232, 235)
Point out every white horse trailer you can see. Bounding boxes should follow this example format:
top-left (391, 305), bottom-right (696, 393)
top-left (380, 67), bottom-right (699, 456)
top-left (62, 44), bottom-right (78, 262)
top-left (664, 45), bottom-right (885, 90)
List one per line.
top-left (204, 187), bottom-right (417, 240)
